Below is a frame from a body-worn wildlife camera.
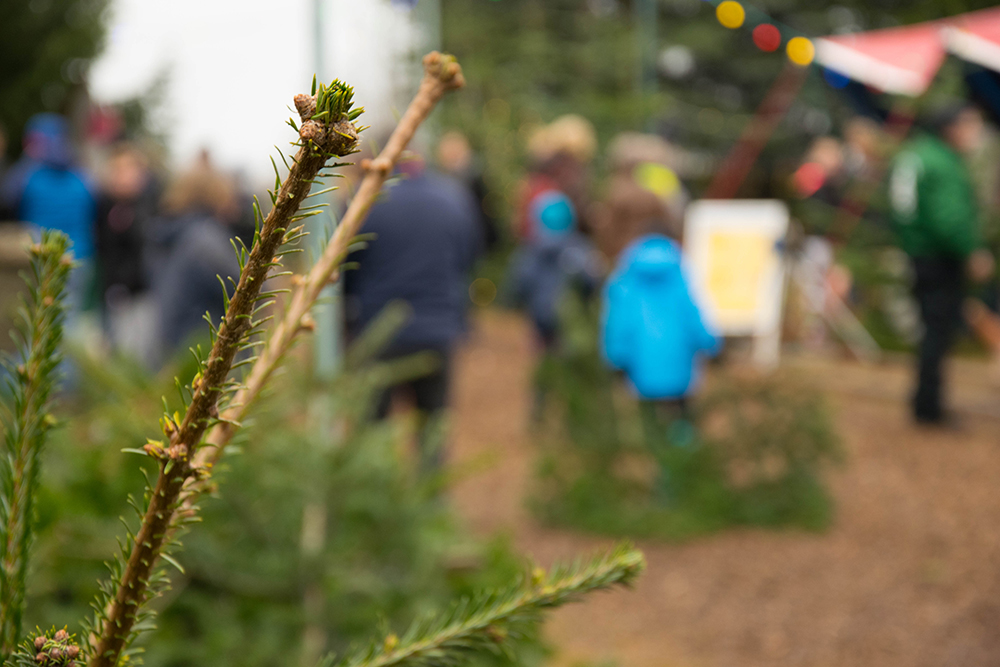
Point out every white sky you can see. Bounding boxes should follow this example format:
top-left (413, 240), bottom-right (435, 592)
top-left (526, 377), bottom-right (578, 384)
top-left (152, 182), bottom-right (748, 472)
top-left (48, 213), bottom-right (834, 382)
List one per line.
top-left (90, 0), bottom-right (427, 184)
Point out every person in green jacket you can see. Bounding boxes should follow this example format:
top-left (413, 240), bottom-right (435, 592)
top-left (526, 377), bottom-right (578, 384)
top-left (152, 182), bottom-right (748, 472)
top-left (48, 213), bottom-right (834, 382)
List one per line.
top-left (889, 102), bottom-right (995, 425)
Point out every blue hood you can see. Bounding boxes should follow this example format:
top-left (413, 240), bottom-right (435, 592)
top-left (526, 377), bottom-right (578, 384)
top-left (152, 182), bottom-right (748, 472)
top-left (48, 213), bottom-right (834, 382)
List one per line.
top-left (602, 233), bottom-right (720, 400)
top-left (24, 114), bottom-right (74, 168)
top-left (626, 234), bottom-right (683, 282)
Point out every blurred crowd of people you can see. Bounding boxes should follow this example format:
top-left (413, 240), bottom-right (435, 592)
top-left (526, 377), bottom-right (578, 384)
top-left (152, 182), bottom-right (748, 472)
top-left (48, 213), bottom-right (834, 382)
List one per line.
top-left (0, 112), bottom-right (252, 368)
top-left (344, 117), bottom-right (720, 467)
top-left (507, 116), bottom-right (719, 439)
top-left (395, 101), bottom-right (1000, 453)
top-left (4, 96), bottom-right (998, 459)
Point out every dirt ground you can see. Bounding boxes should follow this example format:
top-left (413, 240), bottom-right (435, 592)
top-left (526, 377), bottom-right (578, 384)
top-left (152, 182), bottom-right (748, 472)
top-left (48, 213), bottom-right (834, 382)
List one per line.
top-left (449, 309), bottom-right (1000, 667)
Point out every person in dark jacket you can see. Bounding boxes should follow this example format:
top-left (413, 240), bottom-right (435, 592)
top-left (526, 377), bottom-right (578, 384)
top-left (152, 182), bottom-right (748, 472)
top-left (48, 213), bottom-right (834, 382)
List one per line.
top-left (507, 189), bottom-right (601, 422)
top-left (889, 102), bottom-right (994, 425)
top-left (96, 143), bottom-right (161, 354)
top-left (437, 130), bottom-right (501, 253)
top-left (508, 190), bottom-right (601, 348)
top-left (344, 157), bottom-right (482, 471)
top-left (148, 153), bottom-right (241, 367)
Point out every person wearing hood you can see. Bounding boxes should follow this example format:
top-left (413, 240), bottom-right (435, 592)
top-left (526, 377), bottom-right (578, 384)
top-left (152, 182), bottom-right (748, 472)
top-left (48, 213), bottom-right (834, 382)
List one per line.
top-left (601, 222), bottom-right (720, 420)
top-left (514, 115), bottom-right (597, 243)
top-left (1, 114), bottom-right (96, 309)
top-left (507, 190), bottom-right (602, 349)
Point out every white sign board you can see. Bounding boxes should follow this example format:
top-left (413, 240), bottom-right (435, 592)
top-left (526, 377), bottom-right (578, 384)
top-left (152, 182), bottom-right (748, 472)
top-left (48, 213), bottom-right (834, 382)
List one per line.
top-left (684, 200), bottom-right (789, 367)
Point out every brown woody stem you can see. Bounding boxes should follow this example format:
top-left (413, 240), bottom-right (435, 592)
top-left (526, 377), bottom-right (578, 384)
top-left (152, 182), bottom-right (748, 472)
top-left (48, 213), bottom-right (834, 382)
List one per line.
top-left (191, 52), bottom-right (464, 471)
top-left (87, 103), bottom-right (358, 667)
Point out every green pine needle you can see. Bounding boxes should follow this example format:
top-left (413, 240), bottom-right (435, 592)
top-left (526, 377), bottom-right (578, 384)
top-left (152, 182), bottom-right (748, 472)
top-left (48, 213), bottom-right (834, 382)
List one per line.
top-left (314, 79), bottom-right (357, 122)
top-left (0, 232), bottom-right (72, 661)
top-left (325, 543), bottom-right (645, 667)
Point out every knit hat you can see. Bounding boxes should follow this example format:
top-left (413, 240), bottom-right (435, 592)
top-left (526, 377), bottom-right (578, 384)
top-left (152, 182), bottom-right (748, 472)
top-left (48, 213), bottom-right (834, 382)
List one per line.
top-left (531, 190), bottom-right (576, 236)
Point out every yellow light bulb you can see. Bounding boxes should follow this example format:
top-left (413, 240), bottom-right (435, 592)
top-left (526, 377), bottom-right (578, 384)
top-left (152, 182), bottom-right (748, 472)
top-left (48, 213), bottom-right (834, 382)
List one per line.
top-left (716, 1), bottom-right (746, 29)
top-left (787, 36), bottom-right (816, 66)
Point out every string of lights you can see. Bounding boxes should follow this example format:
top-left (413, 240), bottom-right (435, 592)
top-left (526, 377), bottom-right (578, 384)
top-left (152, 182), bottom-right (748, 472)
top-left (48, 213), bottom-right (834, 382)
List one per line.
top-left (705, 0), bottom-right (817, 67)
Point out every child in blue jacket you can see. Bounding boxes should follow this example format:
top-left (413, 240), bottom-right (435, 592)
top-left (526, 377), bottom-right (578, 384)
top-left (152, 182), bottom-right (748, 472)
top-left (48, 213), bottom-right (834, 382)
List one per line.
top-left (602, 232), bottom-right (720, 445)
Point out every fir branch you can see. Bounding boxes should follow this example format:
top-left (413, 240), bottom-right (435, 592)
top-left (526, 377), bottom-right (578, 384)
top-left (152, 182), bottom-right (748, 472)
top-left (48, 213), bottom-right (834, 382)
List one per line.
top-left (9, 627), bottom-right (82, 667)
top-left (323, 543), bottom-right (645, 667)
top-left (85, 80), bottom-right (364, 667)
top-left (0, 232), bottom-right (72, 661)
top-left (193, 52), bottom-right (465, 471)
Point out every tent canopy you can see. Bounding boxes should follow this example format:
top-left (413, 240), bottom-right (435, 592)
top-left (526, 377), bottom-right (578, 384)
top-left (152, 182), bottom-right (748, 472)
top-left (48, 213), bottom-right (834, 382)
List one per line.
top-left (815, 7), bottom-right (1000, 96)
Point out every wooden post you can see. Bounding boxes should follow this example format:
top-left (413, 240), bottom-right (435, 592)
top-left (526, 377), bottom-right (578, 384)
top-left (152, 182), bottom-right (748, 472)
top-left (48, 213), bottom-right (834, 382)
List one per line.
top-left (705, 64), bottom-right (807, 200)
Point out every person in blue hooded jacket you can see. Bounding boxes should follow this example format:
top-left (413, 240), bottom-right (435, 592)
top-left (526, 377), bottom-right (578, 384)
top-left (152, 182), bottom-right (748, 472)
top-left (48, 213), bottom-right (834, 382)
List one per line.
top-left (1, 114), bottom-right (96, 313)
top-left (602, 232), bottom-right (720, 409)
top-left (2, 114), bottom-right (95, 257)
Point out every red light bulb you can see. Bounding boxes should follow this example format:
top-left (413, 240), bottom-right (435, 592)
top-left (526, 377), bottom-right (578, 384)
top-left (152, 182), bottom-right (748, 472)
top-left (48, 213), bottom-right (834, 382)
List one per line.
top-left (753, 24), bottom-right (782, 52)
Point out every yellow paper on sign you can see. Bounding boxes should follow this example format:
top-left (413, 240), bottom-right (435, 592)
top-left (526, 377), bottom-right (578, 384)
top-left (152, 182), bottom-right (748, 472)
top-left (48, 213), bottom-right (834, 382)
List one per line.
top-left (706, 231), bottom-right (773, 318)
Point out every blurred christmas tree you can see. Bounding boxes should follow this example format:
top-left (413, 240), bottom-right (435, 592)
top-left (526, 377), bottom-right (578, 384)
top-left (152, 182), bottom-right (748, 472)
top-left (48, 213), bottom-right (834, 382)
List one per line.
top-left (0, 0), bottom-right (108, 160)
top-left (531, 293), bottom-right (842, 540)
top-left (26, 340), bottom-right (543, 667)
top-left (440, 0), bottom-right (1000, 202)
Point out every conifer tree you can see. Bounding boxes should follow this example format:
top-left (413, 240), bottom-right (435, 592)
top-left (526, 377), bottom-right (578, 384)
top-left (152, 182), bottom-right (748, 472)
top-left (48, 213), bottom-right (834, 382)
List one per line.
top-left (0, 53), bottom-right (645, 667)
top-left (0, 232), bottom-right (72, 661)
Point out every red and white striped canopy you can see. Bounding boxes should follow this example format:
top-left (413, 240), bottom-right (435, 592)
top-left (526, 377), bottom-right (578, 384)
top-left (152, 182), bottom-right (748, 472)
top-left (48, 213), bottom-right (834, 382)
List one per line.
top-left (814, 7), bottom-right (1000, 96)
top-left (944, 6), bottom-right (1000, 73)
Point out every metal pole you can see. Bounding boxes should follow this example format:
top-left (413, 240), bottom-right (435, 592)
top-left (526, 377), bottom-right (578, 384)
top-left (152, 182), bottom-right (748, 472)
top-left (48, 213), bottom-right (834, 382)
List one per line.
top-left (309, 0), bottom-right (341, 383)
top-left (634, 0), bottom-right (657, 96)
top-left (412, 0), bottom-right (442, 145)
top-left (415, 0), bottom-right (442, 53)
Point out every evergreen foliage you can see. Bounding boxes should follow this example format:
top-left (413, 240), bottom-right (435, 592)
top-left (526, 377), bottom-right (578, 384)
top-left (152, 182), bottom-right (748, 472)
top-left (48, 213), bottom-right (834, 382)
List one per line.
top-left (9, 627), bottom-right (80, 667)
top-left (0, 0), bottom-right (108, 159)
top-left (0, 60), bottom-right (645, 667)
top-left (18, 302), bottom-right (644, 667)
top-left (325, 543), bottom-right (644, 667)
top-left (439, 0), bottom-right (1000, 215)
top-left (0, 232), bottom-right (72, 661)
top-left (22, 319), bottom-right (533, 667)
top-left (532, 294), bottom-right (842, 540)
top-left (81, 74), bottom-right (367, 667)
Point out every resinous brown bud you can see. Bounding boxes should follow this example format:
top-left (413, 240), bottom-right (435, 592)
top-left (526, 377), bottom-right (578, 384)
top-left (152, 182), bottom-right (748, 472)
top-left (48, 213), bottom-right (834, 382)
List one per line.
top-left (326, 119), bottom-right (359, 156)
top-left (294, 93), bottom-right (317, 122)
top-left (299, 120), bottom-right (325, 145)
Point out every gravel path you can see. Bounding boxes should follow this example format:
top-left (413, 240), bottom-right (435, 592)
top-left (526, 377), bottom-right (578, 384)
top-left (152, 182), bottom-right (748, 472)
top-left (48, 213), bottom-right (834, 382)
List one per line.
top-left (450, 309), bottom-right (1000, 667)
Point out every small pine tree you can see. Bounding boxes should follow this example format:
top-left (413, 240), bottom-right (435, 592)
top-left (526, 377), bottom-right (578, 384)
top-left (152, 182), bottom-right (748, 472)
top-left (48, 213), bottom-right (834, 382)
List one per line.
top-left (0, 54), bottom-right (644, 667)
top-left (0, 232), bottom-right (72, 660)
